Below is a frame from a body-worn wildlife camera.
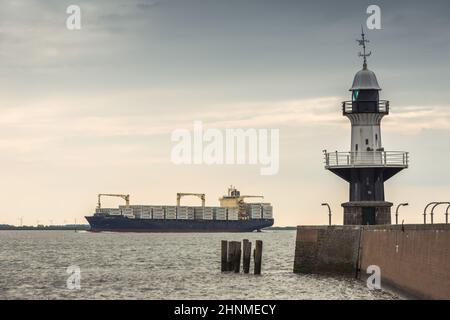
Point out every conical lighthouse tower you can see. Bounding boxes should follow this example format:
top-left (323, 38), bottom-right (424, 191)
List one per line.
top-left (324, 30), bottom-right (409, 225)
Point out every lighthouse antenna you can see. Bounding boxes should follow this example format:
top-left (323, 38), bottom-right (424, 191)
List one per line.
top-left (357, 25), bottom-right (371, 69)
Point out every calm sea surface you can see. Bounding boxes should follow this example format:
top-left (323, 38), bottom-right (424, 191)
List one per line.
top-left (0, 230), bottom-right (397, 300)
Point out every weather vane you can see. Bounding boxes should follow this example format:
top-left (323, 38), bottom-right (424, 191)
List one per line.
top-left (357, 26), bottom-right (371, 69)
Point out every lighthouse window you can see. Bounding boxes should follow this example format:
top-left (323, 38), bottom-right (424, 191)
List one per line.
top-left (365, 139), bottom-right (369, 145)
top-left (355, 144), bottom-right (358, 151)
top-left (375, 134), bottom-right (378, 142)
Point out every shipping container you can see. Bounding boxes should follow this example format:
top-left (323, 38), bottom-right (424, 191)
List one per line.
top-left (214, 207), bottom-right (227, 220)
top-left (227, 207), bottom-right (239, 220)
top-left (262, 205), bottom-right (273, 219)
top-left (193, 207), bottom-right (204, 219)
top-left (246, 203), bottom-right (262, 219)
top-left (165, 213), bottom-right (176, 220)
top-left (176, 206), bottom-right (188, 219)
top-left (188, 208), bottom-right (195, 220)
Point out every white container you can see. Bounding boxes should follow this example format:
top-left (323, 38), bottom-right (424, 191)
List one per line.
top-left (203, 207), bottom-right (214, 218)
top-left (96, 208), bottom-right (111, 214)
top-left (96, 208), bottom-right (122, 215)
top-left (194, 207), bottom-right (204, 219)
top-left (165, 213), bottom-right (176, 220)
top-left (213, 207), bottom-right (227, 220)
top-left (165, 205), bottom-right (177, 219)
top-left (262, 205), bottom-right (273, 219)
top-left (187, 208), bottom-right (194, 220)
top-left (152, 207), bottom-right (164, 214)
top-left (177, 206), bottom-right (189, 219)
top-left (215, 214), bottom-right (227, 221)
top-left (246, 203), bottom-right (262, 219)
top-left (122, 208), bottom-right (133, 215)
top-left (227, 207), bottom-right (239, 220)
top-left (142, 207), bottom-right (152, 218)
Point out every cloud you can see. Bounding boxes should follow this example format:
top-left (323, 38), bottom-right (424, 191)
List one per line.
top-left (136, 0), bottom-right (162, 10)
top-left (1, 87), bottom-right (449, 169)
top-left (384, 105), bottom-right (450, 134)
top-left (2, 93), bottom-right (449, 147)
top-left (0, 94), bottom-right (341, 141)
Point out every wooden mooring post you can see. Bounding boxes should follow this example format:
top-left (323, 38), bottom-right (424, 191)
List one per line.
top-left (233, 241), bottom-right (241, 273)
top-left (225, 241), bottom-right (240, 272)
top-left (221, 239), bottom-right (262, 274)
top-left (221, 240), bottom-right (228, 272)
top-left (226, 241), bottom-right (234, 271)
top-left (242, 239), bottom-right (252, 274)
top-left (254, 240), bottom-right (263, 275)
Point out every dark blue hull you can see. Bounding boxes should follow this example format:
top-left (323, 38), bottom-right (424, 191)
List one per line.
top-left (85, 215), bottom-right (274, 232)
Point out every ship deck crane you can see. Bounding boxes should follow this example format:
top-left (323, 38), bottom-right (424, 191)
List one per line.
top-left (226, 185), bottom-right (264, 201)
top-left (239, 195), bottom-right (264, 200)
top-left (177, 193), bottom-right (205, 207)
top-left (97, 194), bottom-right (130, 209)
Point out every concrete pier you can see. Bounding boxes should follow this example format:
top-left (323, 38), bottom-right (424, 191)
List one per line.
top-left (293, 226), bottom-right (361, 274)
top-left (294, 224), bottom-right (450, 299)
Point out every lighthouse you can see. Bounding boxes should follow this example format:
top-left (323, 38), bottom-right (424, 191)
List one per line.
top-left (324, 30), bottom-right (409, 225)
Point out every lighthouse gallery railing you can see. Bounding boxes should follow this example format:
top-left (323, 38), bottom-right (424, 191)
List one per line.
top-left (324, 151), bottom-right (409, 168)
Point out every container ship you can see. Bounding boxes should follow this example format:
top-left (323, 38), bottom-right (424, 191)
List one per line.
top-left (85, 186), bottom-right (274, 232)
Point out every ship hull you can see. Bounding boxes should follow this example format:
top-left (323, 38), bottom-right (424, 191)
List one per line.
top-left (85, 215), bottom-right (274, 233)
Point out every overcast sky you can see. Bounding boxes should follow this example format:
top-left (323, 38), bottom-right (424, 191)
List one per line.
top-left (1, 0), bottom-right (450, 226)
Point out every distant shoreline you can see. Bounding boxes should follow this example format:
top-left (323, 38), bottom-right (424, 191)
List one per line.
top-left (0, 225), bottom-right (90, 231)
top-left (266, 226), bottom-right (296, 230)
top-left (0, 225), bottom-right (295, 231)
